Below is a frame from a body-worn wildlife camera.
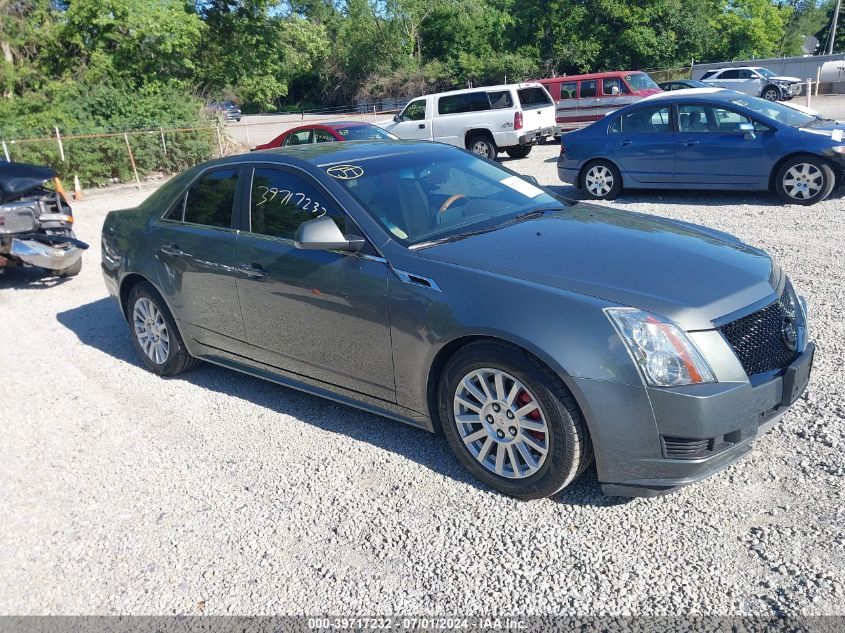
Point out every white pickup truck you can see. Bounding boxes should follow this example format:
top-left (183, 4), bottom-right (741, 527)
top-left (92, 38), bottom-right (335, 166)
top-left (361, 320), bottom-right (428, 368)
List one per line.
top-left (380, 83), bottom-right (558, 159)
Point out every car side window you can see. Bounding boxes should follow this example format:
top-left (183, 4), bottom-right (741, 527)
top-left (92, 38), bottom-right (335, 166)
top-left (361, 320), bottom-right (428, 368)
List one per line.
top-left (249, 168), bottom-right (347, 240)
top-left (182, 169), bottom-right (239, 228)
top-left (616, 106), bottom-right (670, 133)
top-left (314, 129), bottom-right (337, 143)
top-left (487, 90), bottom-right (514, 109)
top-left (678, 104), bottom-right (751, 133)
top-left (580, 80), bottom-right (597, 98)
top-left (401, 99), bottom-right (427, 121)
top-left (438, 92), bottom-right (491, 115)
top-left (283, 130), bottom-right (313, 146)
top-left (720, 69), bottom-right (740, 79)
top-left (602, 78), bottom-right (630, 95)
top-left (559, 82), bottom-right (577, 99)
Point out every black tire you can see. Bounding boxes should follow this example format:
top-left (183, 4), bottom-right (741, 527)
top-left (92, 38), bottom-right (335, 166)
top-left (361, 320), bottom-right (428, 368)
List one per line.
top-left (466, 134), bottom-right (497, 159)
top-left (127, 281), bottom-right (200, 376)
top-left (57, 258), bottom-right (82, 277)
top-left (505, 145), bottom-right (532, 159)
top-left (762, 86), bottom-right (781, 102)
top-left (580, 159), bottom-right (623, 200)
top-left (774, 154), bottom-right (835, 205)
top-left (438, 340), bottom-right (593, 500)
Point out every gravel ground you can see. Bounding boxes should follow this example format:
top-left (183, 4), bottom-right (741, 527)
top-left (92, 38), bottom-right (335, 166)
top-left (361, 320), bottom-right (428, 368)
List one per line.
top-left (1, 138), bottom-right (843, 617)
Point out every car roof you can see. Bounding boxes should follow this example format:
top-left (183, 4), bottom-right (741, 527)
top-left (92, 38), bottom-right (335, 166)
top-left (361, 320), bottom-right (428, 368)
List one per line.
top-left (642, 87), bottom-right (729, 101)
top-left (536, 70), bottom-right (647, 82)
top-left (414, 82), bottom-right (543, 98)
top-left (241, 140), bottom-right (450, 167)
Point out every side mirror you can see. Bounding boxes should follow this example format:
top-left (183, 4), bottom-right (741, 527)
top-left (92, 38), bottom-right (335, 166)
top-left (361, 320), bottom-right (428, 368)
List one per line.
top-left (393, 114), bottom-right (400, 123)
top-left (737, 121), bottom-right (756, 140)
top-left (294, 215), bottom-right (365, 252)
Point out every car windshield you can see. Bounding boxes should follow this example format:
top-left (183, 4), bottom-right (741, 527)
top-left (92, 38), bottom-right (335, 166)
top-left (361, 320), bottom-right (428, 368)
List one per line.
top-left (325, 146), bottom-right (566, 246)
top-left (755, 68), bottom-right (776, 78)
top-left (625, 73), bottom-right (659, 91)
top-left (334, 125), bottom-right (394, 140)
top-left (729, 95), bottom-right (818, 126)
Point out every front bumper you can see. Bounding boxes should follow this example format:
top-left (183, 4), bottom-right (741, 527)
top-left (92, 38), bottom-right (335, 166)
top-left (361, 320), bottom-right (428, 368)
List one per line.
top-left (518, 126), bottom-right (560, 145)
top-left (571, 342), bottom-right (815, 497)
top-left (7, 235), bottom-right (87, 271)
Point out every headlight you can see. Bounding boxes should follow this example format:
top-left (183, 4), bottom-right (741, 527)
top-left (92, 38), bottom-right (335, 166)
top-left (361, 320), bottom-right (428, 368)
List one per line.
top-left (605, 308), bottom-right (716, 387)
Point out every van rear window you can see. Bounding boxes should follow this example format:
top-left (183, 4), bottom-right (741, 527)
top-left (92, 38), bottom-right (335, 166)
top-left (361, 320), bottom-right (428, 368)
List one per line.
top-left (517, 87), bottom-right (553, 108)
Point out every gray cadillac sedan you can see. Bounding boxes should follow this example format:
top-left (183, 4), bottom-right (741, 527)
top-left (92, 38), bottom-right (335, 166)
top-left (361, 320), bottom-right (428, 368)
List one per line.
top-left (101, 140), bottom-right (814, 499)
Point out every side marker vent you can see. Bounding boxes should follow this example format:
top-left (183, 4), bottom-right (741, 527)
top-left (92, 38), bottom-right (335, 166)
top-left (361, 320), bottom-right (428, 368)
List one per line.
top-left (392, 269), bottom-right (441, 292)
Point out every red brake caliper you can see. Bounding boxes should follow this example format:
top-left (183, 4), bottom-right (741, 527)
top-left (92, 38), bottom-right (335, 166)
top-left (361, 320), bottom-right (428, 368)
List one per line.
top-left (516, 391), bottom-right (545, 441)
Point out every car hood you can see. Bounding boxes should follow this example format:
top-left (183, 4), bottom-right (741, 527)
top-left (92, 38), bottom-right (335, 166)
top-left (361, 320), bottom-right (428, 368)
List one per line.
top-left (0, 161), bottom-right (56, 204)
top-left (417, 205), bottom-right (779, 330)
top-left (772, 75), bottom-right (801, 83)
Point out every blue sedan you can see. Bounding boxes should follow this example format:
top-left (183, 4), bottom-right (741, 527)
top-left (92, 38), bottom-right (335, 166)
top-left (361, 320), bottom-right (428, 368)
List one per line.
top-left (558, 88), bottom-right (845, 205)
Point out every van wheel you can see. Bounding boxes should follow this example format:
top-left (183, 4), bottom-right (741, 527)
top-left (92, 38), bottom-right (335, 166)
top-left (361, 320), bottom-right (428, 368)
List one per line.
top-left (581, 159), bottom-right (622, 200)
top-left (467, 135), bottom-right (497, 159)
top-left (505, 145), bottom-right (532, 159)
top-left (438, 340), bottom-right (593, 500)
top-left (762, 86), bottom-right (780, 101)
top-left (774, 155), bottom-right (835, 205)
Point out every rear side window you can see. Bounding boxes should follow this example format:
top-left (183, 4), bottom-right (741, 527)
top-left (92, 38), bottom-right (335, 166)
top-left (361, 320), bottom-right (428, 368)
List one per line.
top-left (183, 169), bottom-right (239, 228)
top-left (580, 80), bottom-right (597, 98)
top-left (701, 71), bottom-right (716, 80)
top-left (720, 69), bottom-right (740, 79)
top-left (559, 82), bottom-right (577, 99)
top-left (517, 87), bottom-right (553, 107)
top-left (487, 90), bottom-right (514, 109)
top-left (612, 106), bottom-right (671, 133)
top-left (314, 129), bottom-right (337, 143)
top-left (438, 92), bottom-right (492, 115)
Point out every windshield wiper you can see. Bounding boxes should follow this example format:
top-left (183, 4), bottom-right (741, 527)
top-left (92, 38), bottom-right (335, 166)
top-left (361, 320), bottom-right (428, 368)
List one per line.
top-left (411, 209), bottom-right (551, 250)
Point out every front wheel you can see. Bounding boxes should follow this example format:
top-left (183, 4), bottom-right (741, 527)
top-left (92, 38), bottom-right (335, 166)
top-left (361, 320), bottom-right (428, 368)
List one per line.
top-left (505, 145), bottom-right (532, 159)
top-left (56, 258), bottom-right (82, 277)
top-left (762, 86), bottom-right (781, 101)
top-left (438, 340), bottom-right (593, 500)
top-left (581, 159), bottom-right (622, 200)
top-left (128, 281), bottom-right (200, 376)
top-left (774, 155), bottom-right (835, 205)
top-left (466, 135), bottom-right (497, 159)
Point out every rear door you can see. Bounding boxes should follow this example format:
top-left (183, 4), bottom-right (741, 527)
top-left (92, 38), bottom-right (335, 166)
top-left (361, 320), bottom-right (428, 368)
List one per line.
top-left (576, 79), bottom-right (600, 122)
top-left (609, 104), bottom-right (675, 183)
top-left (554, 81), bottom-right (580, 129)
top-left (152, 167), bottom-right (248, 354)
top-left (516, 86), bottom-right (555, 131)
top-left (389, 98), bottom-right (432, 141)
top-left (712, 69), bottom-right (740, 90)
top-left (233, 165), bottom-right (395, 401)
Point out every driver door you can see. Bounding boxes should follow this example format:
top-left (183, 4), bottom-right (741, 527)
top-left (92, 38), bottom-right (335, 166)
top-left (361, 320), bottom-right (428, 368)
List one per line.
top-left (388, 98), bottom-right (432, 140)
top-left (233, 165), bottom-right (395, 401)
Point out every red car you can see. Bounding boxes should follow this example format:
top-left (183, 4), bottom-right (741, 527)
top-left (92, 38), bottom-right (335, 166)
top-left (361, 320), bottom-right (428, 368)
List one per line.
top-left (254, 121), bottom-right (396, 150)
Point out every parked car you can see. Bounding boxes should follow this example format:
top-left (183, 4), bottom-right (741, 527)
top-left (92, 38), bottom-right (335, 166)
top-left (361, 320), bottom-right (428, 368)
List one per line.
top-left (253, 121), bottom-right (396, 150)
top-left (0, 162), bottom-right (87, 277)
top-left (658, 79), bottom-right (711, 91)
top-left (535, 71), bottom-right (662, 131)
top-left (699, 67), bottom-right (800, 102)
top-left (102, 140), bottom-right (813, 499)
top-left (209, 100), bottom-right (242, 122)
top-left (380, 83), bottom-right (557, 159)
top-left (558, 88), bottom-right (845, 205)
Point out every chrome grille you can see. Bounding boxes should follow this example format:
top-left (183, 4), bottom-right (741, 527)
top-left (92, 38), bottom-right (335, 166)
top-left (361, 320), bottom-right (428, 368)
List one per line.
top-left (719, 291), bottom-right (799, 377)
top-left (0, 204), bottom-right (38, 235)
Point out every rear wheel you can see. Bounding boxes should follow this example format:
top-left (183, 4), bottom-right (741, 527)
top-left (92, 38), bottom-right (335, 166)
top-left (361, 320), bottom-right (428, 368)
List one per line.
top-left (128, 281), bottom-right (200, 376)
top-left (505, 145), bottom-right (532, 159)
top-left (774, 155), bottom-right (835, 205)
top-left (438, 340), bottom-right (593, 500)
top-left (581, 159), bottom-right (622, 200)
top-left (466, 134), bottom-right (497, 159)
top-left (762, 86), bottom-right (781, 101)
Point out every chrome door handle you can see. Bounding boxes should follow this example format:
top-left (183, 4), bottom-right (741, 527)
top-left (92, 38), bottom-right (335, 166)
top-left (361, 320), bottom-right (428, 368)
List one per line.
top-left (620, 139), bottom-right (634, 147)
top-left (160, 244), bottom-right (187, 257)
top-left (238, 263), bottom-right (269, 280)
top-left (683, 139), bottom-right (700, 146)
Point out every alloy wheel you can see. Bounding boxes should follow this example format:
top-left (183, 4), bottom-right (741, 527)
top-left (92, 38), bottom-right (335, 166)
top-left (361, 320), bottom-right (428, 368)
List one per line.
top-left (763, 88), bottom-right (779, 101)
top-left (585, 165), bottom-right (614, 197)
top-left (453, 368), bottom-right (550, 479)
top-left (782, 163), bottom-right (823, 200)
top-left (471, 141), bottom-right (491, 157)
top-left (133, 297), bottom-right (170, 364)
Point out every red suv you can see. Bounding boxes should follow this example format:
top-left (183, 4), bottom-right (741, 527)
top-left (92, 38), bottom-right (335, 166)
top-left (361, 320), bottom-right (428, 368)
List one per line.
top-left (535, 71), bottom-right (662, 131)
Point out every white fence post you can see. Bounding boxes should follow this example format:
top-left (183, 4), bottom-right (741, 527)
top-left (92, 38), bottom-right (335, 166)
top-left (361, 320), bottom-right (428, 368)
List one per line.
top-left (124, 132), bottom-right (141, 191)
top-left (1, 140), bottom-right (9, 162)
top-left (160, 128), bottom-right (167, 157)
top-left (806, 79), bottom-right (812, 108)
top-left (54, 126), bottom-right (65, 162)
top-left (215, 123), bottom-right (224, 157)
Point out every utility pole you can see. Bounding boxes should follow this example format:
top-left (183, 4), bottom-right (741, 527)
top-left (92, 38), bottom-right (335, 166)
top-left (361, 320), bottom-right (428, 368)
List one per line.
top-left (829, 0), bottom-right (842, 55)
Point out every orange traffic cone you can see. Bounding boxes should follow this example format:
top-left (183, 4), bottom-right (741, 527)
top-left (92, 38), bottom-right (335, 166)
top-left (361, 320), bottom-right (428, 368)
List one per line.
top-left (73, 174), bottom-right (84, 201)
top-left (53, 177), bottom-right (70, 204)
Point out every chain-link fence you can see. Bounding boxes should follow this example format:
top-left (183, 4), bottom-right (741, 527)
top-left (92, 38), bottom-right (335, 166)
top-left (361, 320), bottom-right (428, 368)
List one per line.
top-left (0, 123), bottom-right (243, 190)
